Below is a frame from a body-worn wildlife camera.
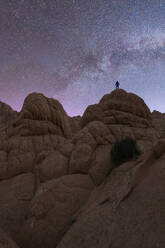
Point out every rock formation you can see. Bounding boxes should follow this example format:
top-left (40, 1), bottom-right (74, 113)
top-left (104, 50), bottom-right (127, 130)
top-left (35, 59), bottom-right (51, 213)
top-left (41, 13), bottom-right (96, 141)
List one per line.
top-left (0, 101), bottom-right (18, 137)
top-left (57, 139), bottom-right (165, 248)
top-left (0, 89), bottom-right (164, 248)
top-left (152, 110), bottom-right (165, 137)
top-left (9, 93), bottom-right (72, 138)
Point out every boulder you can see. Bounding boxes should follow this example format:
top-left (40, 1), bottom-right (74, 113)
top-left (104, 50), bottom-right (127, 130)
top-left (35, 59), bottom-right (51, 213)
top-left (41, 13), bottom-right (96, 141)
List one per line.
top-left (0, 134), bottom-right (72, 180)
top-left (89, 145), bottom-right (113, 185)
top-left (37, 150), bottom-right (68, 182)
top-left (18, 174), bottom-right (94, 248)
top-left (57, 140), bottom-right (165, 248)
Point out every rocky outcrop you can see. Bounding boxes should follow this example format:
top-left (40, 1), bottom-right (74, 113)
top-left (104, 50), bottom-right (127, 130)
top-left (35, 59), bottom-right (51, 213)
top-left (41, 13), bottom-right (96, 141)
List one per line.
top-left (81, 89), bottom-right (158, 152)
top-left (0, 101), bottom-right (18, 128)
top-left (0, 101), bottom-right (18, 140)
top-left (18, 174), bottom-right (94, 248)
top-left (9, 93), bottom-right (72, 138)
top-left (57, 139), bottom-right (165, 248)
top-left (0, 89), bottom-right (162, 248)
top-left (152, 110), bottom-right (165, 137)
top-left (81, 90), bottom-right (152, 127)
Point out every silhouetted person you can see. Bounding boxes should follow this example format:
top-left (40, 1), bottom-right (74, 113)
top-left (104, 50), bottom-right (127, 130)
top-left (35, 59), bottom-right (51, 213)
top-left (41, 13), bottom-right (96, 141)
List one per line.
top-left (115, 81), bottom-right (120, 89)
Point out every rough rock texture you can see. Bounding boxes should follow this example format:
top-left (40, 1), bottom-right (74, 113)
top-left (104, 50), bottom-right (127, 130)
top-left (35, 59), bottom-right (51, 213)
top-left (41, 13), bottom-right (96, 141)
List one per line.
top-left (0, 101), bottom-right (18, 141)
top-left (0, 101), bottom-right (18, 130)
top-left (0, 228), bottom-right (20, 248)
top-left (8, 93), bottom-right (72, 138)
top-left (81, 89), bottom-right (158, 152)
top-left (69, 116), bottom-right (81, 134)
top-left (18, 174), bottom-right (94, 248)
top-left (0, 89), bottom-right (162, 248)
top-left (57, 140), bottom-right (165, 248)
top-left (0, 173), bottom-right (35, 240)
top-left (152, 110), bottom-right (165, 137)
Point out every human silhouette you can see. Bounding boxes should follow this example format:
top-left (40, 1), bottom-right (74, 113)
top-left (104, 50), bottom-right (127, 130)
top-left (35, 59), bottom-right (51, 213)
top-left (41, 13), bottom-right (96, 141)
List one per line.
top-left (115, 81), bottom-right (120, 89)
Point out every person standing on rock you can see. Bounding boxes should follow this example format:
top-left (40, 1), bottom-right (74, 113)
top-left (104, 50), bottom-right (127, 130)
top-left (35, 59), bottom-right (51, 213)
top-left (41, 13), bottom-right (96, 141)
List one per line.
top-left (115, 81), bottom-right (120, 89)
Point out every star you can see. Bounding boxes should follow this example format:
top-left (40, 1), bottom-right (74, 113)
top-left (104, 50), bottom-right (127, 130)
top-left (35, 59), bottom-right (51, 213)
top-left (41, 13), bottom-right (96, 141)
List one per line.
top-left (0, 0), bottom-right (165, 116)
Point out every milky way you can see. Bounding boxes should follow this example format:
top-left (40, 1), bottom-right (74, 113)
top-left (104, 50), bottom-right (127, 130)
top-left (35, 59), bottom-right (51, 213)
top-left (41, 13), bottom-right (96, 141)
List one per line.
top-left (1, 0), bottom-right (165, 116)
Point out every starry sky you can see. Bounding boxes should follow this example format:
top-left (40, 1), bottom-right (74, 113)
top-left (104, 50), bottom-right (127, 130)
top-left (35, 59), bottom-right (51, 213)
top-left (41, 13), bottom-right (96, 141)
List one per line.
top-left (1, 0), bottom-right (165, 116)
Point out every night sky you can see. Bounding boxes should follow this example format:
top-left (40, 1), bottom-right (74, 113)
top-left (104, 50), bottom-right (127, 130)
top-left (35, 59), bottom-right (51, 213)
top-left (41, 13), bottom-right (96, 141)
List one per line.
top-left (1, 0), bottom-right (165, 116)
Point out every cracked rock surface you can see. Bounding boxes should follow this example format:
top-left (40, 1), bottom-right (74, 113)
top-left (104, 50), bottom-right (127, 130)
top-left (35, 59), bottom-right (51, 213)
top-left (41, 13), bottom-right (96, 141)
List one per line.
top-left (0, 89), bottom-right (164, 248)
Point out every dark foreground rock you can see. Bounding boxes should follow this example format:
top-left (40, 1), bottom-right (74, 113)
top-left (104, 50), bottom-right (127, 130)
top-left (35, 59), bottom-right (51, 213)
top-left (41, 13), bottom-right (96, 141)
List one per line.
top-left (0, 89), bottom-right (164, 248)
top-left (57, 139), bottom-right (165, 248)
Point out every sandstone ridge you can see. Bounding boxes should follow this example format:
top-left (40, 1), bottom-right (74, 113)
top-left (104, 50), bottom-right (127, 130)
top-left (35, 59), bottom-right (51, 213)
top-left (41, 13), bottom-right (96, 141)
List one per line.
top-left (0, 89), bottom-right (164, 248)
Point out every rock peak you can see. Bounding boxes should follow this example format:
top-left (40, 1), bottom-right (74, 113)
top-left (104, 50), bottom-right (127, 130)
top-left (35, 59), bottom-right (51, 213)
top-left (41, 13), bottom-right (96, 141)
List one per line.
top-left (81, 89), bottom-right (152, 129)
